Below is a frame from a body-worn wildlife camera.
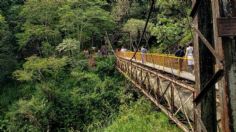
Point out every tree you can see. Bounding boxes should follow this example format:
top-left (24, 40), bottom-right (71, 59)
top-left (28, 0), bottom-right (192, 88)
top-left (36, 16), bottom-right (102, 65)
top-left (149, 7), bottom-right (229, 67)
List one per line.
top-left (59, 5), bottom-right (115, 49)
top-left (16, 0), bottom-right (115, 57)
top-left (16, 0), bottom-right (62, 57)
top-left (56, 38), bottom-right (80, 57)
top-left (150, 0), bottom-right (192, 52)
top-left (0, 14), bottom-right (16, 82)
top-left (122, 19), bottom-right (154, 49)
top-left (13, 56), bottom-right (68, 81)
top-left (0, 0), bottom-right (24, 14)
top-left (111, 0), bottom-right (131, 22)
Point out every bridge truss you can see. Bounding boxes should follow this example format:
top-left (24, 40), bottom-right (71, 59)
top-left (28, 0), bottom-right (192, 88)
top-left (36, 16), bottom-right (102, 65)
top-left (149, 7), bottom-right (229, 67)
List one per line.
top-left (116, 57), bottom-right (198, 132)
top-left (114, 0), bottom-right (236, 131)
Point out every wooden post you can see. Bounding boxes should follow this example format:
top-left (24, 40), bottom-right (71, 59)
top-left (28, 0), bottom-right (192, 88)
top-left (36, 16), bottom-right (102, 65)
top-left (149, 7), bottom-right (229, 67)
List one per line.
top-left (219, 0), bottom-right (236, 131)
top-left (211, 0), bottom-right (232, 132)
top-left (193, 0), bottom-right (236, 131)
top-left (194, 0), bottom-right (217, 131)
top-left (192, 0), bottom-right (202, 131)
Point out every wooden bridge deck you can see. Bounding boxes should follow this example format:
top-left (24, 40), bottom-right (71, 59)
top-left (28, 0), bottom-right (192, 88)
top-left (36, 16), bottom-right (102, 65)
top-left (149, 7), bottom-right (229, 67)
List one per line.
top-left (116, 51), bottom-right (195, 81)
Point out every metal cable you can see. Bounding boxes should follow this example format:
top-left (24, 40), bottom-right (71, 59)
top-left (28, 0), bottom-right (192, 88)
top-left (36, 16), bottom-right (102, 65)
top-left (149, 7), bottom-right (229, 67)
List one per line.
top-left (129, 0), bottom-right (156, 62)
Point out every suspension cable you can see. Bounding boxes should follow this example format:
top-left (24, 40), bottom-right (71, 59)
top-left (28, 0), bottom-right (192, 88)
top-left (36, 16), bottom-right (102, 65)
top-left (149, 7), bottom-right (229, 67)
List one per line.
top-left (130, 0), bottom-right (156, 61)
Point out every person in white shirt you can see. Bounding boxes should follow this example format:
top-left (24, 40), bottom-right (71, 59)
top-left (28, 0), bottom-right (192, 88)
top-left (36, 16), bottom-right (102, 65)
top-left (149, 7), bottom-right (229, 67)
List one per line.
top-left (120, 46), bottom-right (127, 52)
top-left (185, 43), bottom-right (194, 73)
top-left (141, 46), bottom-right (147, 63)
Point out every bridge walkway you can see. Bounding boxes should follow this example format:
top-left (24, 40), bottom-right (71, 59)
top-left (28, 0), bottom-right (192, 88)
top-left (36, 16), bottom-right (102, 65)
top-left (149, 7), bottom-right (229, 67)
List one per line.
top-left (115, 51), bottom-right (200, 132)
top-left (116, 52), bottom-right (195, 81)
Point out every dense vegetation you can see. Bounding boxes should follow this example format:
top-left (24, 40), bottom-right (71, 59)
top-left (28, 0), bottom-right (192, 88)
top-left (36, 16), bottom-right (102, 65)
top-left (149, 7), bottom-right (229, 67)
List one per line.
top-left (0, 0), bottom-right (191, 131)
top-left (104, 99), bottom-right (181, 132)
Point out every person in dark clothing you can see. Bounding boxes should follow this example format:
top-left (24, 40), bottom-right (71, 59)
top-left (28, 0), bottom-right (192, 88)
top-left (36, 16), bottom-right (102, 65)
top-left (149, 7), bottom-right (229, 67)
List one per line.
top-left (175, 46), bottom-right (185, 57)
top-left (175, 46), bottom-right (185, 71)
top-left (100, 45), bottom-right (108, 56)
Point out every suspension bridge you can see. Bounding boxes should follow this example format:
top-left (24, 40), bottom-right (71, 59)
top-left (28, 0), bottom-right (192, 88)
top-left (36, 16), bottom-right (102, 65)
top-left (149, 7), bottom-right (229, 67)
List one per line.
top-left (115, 51), bottom-right (196, 131)
top-left (106, 0), bottom-right (236, 131)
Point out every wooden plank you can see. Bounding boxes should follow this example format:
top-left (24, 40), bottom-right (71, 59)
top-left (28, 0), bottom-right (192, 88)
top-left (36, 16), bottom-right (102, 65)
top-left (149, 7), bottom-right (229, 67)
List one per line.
top-left (220, 1), bottom-right (236, 131)
top-left (192, 26), bottom-right (224, 63)
top-left (193, 4), bottom-right (218, 129)
top-left (211, 0), bottom-right (231, 131)
top-left (217, 17), bottom-right (236, 36)
top-left (192, 4), bottom-right (202, 131)
top-left (190, 0), bottom-right (203, 17)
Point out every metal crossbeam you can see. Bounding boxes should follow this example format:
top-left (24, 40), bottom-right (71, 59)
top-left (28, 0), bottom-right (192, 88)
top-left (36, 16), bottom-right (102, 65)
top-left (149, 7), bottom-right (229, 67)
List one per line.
top-left (194, 69), bottom-right (224, 105)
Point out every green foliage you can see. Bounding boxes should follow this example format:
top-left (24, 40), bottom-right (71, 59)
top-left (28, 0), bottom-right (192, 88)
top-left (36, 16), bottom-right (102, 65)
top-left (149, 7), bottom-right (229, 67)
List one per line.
top-left (1, 57), bottom-right (130, 131)
top-left (16, 24), bottom-right (61, 49)
top-left (104, 98), bottom-right (181, 132)
top-left (95, 56), bottom-right (116, 78)
top-left (0, 0), bottom-right (24, 13)
top-left (128, 1), bottom-right (149, 19)
top-left (5, 97), bottom-right (50, 132)
top-left (16, 0), bottom-right (115, 53)
top-left (0, 14), bottom-right (16, 82)
top-left (123, 19), bottom-right (154, 39)
top-left (111, 0), bottom-right (149, 23)
top-left (41, 42), bottom-right (55, 56)
top-left (149, 0), bottom-right (192, 52)
top-left (0, 1), bottom-right (190, 131)
top-left (16, 0), bottom-right (62, 50)
top-left (151, 18), bottom-right (185, 51)
top-left (13, 56), bottom-right (68, 81)
top-left (179, 30), bottom-right (192, 46)
top-left (56, 38), bottom-right (80, 55)
top-left (122, 18), bottom-right (154, 47)
top-left (111, 0), bottom-right (130, 22)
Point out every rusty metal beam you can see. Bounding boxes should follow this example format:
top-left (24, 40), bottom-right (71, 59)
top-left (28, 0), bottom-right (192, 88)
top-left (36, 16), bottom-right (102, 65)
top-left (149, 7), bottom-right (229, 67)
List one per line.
top-left (174, 94), bottom-right (193, 116)
top-left (159, 82), bottom-right (171, 101)
top-left (194, 69), bottom-right (224, 105)
top-left (170, 83), bottom-right (175, 113)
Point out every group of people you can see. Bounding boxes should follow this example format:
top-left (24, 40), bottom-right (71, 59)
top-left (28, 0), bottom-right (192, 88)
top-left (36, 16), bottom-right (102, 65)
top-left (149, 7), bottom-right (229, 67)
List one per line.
top-left (83, 45), bottom-right (109, 58)
top-left (119, 43), bottom-right (194, 73)
top-left (84, 43), bottom-right (194, 73)
top-left (175, 43), bottom-right (194, 73)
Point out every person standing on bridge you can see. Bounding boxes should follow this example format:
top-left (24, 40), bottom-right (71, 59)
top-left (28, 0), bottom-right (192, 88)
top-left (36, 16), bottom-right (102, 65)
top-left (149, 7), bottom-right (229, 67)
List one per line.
top-left (185, 43), bottom-right (194, 73)
top-left (175, 46), bottom-right (185, 71)
top-left (141, 46), bottom-right (147, 63)
top-left (100, 45), bottom-right (108, 56)
top-left (120, 46), bottom-right (127, 52)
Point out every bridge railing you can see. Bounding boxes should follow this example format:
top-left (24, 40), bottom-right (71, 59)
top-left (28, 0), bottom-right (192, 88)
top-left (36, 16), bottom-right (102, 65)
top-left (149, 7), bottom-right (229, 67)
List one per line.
top-left (116, 51), bottom-right (192, 73)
